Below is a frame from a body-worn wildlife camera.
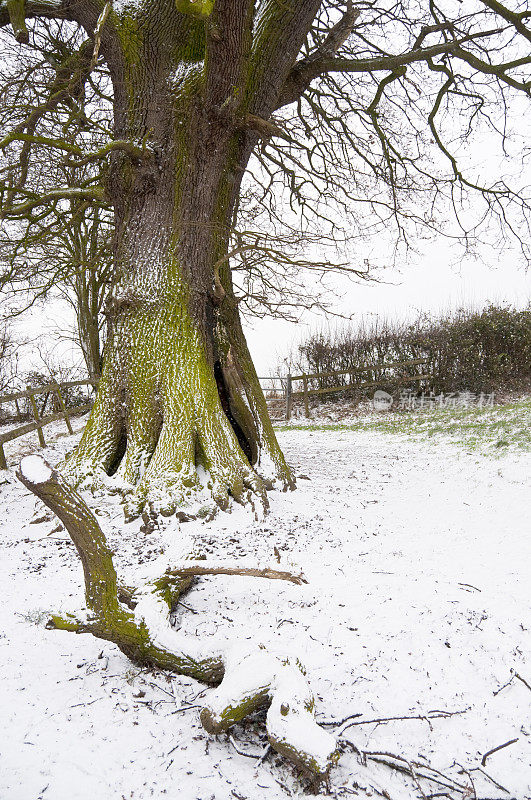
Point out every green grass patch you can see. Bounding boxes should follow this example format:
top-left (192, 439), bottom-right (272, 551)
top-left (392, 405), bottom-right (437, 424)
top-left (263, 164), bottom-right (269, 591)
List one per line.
top-left (274, 397), bottom-right (531, 455)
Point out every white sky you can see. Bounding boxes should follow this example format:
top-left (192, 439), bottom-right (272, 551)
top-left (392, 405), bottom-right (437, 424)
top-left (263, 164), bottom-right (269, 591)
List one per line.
top-left (244, 237), bottom-right (531, 374)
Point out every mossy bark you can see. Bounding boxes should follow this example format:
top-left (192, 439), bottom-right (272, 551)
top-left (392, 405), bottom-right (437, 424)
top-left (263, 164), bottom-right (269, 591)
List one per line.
top-left (64, 3), bottom-right (293, 516)
top-left (18, 456), bottom-right (338, 776)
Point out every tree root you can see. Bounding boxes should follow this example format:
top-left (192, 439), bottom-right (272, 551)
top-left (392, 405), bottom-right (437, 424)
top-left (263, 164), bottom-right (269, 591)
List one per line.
top-left (17, 455), bottom-right (337, 778)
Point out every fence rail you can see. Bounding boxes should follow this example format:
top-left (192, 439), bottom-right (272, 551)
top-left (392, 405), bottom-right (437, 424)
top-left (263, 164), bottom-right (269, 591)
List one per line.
top-left (263, 358), bottom-right (429, 420)
top-left (0, 378), bottom-right (98, 469)
top-left (0, 359), bottom-right (429, 466)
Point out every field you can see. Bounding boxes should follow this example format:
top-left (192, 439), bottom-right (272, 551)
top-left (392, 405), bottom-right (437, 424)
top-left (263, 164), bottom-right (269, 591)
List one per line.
top-left (0, 401), bottom-right (529, 800)
top-left (281, 396), bottom-right (531, 455)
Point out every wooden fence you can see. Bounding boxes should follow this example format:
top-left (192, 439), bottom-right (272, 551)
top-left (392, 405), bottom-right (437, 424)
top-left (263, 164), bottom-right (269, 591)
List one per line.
top-left (0, 378), bottom-right (98, 469)
top-left (263, 358), bottom-right (430, 420)
top-left (0, 359), bottom-right (429, 466)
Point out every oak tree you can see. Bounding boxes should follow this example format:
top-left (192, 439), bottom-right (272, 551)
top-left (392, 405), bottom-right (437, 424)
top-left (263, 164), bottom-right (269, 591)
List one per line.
top-left (1, 0), bottom-right (530, 518)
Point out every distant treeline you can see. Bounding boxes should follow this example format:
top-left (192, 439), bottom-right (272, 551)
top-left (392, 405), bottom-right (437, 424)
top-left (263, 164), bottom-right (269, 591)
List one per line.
top-left (291, 304), bottom-right (531, 397)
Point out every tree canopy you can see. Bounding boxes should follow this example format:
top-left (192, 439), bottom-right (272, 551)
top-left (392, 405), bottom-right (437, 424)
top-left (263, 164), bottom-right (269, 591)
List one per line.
top-left (1, 1), bottom-right (530, 260)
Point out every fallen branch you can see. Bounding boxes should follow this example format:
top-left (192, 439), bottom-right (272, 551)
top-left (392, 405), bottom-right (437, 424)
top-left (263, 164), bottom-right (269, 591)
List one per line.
top-left (340, 708), bottom-right (469, 735)
top-left (350, 747), bottom-right (468, 794)
top-left (167, 560), bottom-right (307, 585)
top-left (17, 455), bottom-right (335, 777)
top-left (481, 738), bottom-right (518, 767)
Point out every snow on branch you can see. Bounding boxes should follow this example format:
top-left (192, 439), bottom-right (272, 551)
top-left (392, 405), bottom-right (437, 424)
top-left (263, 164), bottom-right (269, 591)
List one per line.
top-left (17, 456), bottom-right (335, 777)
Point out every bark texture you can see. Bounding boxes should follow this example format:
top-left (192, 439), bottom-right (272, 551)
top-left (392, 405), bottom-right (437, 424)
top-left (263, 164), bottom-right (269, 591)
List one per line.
top-left (18, 455), bottom-right (338, 777)
top-left (60, 0), bottom-right (304, 515)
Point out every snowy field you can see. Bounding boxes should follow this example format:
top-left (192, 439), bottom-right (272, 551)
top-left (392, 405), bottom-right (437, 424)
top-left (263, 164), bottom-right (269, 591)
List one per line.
top-left (0, 411), bottom-right (530, 799)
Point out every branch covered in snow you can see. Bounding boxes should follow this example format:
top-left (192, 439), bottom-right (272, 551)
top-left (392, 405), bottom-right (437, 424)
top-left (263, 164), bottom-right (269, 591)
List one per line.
top-left (17, 456), bottom-right (336, 777)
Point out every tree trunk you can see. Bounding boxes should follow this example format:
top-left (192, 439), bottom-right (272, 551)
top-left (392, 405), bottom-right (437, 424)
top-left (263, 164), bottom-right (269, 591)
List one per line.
top-left (64, 25), bottom-right (293, 516)
top-left (76, 276), bottom-right (103, 380)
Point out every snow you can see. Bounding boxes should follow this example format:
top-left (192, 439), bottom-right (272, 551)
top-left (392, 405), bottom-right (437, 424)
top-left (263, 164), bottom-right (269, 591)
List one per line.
top-left (111, 0), bottom-right (145, 17)
top-left (0, 417), bottom-right (530, 799)
top-left (19, 454), bottom-right (53, 484)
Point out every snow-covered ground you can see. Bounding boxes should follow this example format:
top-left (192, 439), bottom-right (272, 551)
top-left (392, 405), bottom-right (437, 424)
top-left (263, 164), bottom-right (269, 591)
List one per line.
top-left (0, 416), bottom-right (530, 799)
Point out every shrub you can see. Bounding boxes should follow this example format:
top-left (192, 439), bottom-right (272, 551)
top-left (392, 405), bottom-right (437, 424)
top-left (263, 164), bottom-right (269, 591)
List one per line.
top-left (292, 303), bottom-right (531, 399)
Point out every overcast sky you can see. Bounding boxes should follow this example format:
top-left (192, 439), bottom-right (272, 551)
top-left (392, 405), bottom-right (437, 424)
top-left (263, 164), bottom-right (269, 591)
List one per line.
top-left (244, 236), bottom-right (531, 374)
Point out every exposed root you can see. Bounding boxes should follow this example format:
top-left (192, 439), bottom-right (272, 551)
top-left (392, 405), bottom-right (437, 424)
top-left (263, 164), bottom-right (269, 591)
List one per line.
top-left (17, 455), bottom-right (336, 778)
top-left (66, 364), bottom-right (269, 522)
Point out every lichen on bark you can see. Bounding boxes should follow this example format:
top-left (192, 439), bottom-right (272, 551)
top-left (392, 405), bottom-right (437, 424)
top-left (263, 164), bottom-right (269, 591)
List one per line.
top-left (61, 0), bottom-right (294, 518)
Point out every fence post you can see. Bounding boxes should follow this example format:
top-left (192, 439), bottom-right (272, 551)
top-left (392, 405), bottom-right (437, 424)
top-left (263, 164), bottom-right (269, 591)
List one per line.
top-left (0, 443), bottom-right (6, 470)
top-left (27, 387), bottom-right (46, 448)
top-left (285, 374), bottom-right (292, 421)
top-left (302, 374), bottom-right (310, 418)
top-left (55, 384), bottom-right (73, 435)
top-left (14, 399), bottom-right (23, 422)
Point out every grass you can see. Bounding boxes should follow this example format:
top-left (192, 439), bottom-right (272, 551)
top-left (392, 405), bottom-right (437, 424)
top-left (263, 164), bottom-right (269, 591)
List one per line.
top-left (274, 397), bottom-right (531, 455)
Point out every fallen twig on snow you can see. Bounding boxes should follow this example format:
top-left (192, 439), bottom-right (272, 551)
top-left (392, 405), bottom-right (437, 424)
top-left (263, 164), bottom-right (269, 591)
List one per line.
top-left (513, 671), bottom-right (531, 692)
top-left (340, 740), bottom-right (469, 794)
top-left (493, 669), bottom-right (531, 697)
top-left (319, 711), bottom-right (363, 727)
top-left (339, 707), bottom-right (469, 735)
top-left (352, 746), bottom-right (468, 793)
top-left (228, 734), bottom-right (269, 760)
top-left (481, 738), bottom-right (518, 767)
top-left (470, 766), bottom-right (510, 795)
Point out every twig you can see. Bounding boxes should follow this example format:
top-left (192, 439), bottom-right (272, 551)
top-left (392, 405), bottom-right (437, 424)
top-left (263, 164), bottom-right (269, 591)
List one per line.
top-left (361, 751), bottom-right (466, 792)
top-left (70, 697), bottom-right (103, 708)
top-left (493, 669), bottom-right (531, 696)
top-left (340, 708), bottom-right (468, 734)
top-left (149, 681), bottom-right (175, 699)
top-left (409, 760), bottom-right (428, 800)
top-left (170, 704), bottom-right (201, 715)
top-left (228, 734), bottom-right (266, 759)
top-left (167, 560), bottom-right (307, 585)
top-left (481, 739), bottom-right (518, 767)
top-left (513, 671), bottom-right (531, 692)
top-left (471, 766), bottom-right (510, 794)
top-left (493, 674), bottom-right (515, 696)
top-left (455, 761), bottom-right (477, 799)
top-left (319, 711), bottom-right (363, 726)
top-left (341, 746), bottom-right (468, 793)
top-left (176, 600), bottom-right (199, 613)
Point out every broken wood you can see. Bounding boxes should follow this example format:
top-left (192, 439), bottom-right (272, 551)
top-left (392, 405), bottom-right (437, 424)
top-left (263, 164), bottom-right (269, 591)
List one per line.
top-left (17, 455), bottom-right (336, 777)
top-left (167, 561), bottom-right (307, 585)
